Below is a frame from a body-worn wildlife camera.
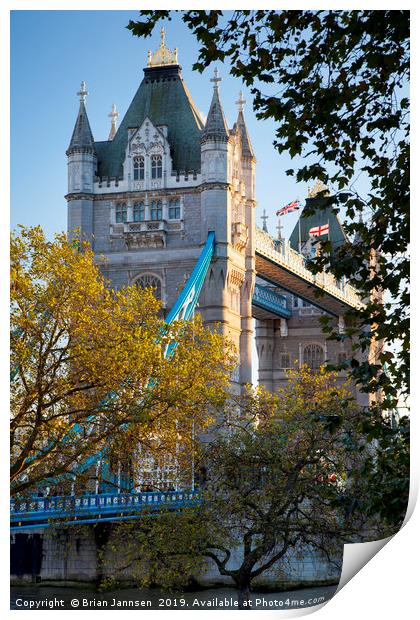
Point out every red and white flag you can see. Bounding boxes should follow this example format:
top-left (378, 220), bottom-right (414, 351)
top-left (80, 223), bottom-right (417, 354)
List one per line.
top-left (276, 200), bottom-right (300, 216)
top-left (309, 223), bottom-right (329, 237)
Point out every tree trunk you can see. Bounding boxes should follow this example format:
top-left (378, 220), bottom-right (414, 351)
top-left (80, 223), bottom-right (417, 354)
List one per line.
top-left (236, 579), bottom-right (251, 609)
top-left (93, 522), bottom-right (112, 587)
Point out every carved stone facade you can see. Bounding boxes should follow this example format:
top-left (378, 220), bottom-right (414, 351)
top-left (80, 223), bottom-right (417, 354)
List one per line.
top-left (66, 46), bottom-right (256, 399)
top-left (67, 35), bottom-right (362, 416)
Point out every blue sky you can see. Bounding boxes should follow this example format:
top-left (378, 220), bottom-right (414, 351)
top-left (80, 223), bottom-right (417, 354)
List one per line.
top-left (11, 10), bottom-right (310, 240)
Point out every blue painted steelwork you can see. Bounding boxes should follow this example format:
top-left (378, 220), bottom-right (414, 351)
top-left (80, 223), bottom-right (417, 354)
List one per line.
top-left (165, 233), bottom-right (215, 324)
top-left (164, 231), bottom-right (215, 357)
top-left (252, 283), bottom-right (292, 319)
top-left (10, 490), bottom-right (201, 531)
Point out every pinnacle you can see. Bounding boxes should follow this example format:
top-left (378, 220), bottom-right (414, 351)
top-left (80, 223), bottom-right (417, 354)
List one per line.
top-left (202, 71), bottom-right (229, 143)
top-left (67, 100), bottom-right (95, 155)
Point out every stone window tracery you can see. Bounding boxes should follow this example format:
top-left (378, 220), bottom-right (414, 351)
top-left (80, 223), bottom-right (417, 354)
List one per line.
top-left (151, 200), bottom-right (162, 221)
top-left (280, 353), bottom-right (291, 370)
top-left (134, 273), bottom-right (162, 301)
top-left (133, 201), bottom-right (145, 222)
top-left (115, 202), bottom-right (128, 223)
top-left (303, 344), bottom-right (324, 369)
top-left (133, 156), bottom-right (145, 180)
top-left (168, 198), bottom-right (181, 219)
top-left (151, 154), bottom-right (163, 179)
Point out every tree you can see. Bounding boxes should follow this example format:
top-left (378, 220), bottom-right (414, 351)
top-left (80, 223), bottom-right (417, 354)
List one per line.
top-left (10, 226), bottom-right (235, 496)
top-left (354, 410), bottom-right (409, 529)
top-left (128, 8), bottom-right (409, 408)
top-left (105, 368), bottom-right (368, 607)
top-left (128, 9), bottom-right (410, 528)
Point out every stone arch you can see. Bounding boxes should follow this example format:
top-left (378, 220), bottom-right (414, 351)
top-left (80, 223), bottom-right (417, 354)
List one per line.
top-left (132, 272), bottom-right (164, 304)
top-left (303, 343), bottom-right (325, 369)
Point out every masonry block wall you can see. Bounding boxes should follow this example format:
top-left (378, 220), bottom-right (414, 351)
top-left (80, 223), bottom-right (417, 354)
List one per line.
top-left (11, 528), bottom-right (341, 588)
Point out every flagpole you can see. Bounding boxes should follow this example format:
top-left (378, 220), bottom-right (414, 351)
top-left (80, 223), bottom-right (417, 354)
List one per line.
top-left (298, 216), bottom-right (302, 253)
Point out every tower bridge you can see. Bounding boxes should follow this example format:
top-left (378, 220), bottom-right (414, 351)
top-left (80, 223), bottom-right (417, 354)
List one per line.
top-left (12, 32), bottom-right (365, 533)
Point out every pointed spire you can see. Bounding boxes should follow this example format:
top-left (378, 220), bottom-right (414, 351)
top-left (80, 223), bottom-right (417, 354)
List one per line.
top-left (201, 68), bottom-right (229, 143)
top-left (67, 82), bottom-right (95, 155)
top-left (261, 209), bottom-right (269, 233)
top-left (354, 211), bottom-right (364, 244)
top-left (276, 217), bottom-right (283, 241)
top-left (236, 90), bottom-right (246, 113)
top-left (108, 103), bottom-right (118, 141)
top-left (235, 90), bottom-right (255, 159)
top-left (77, 81), bottom-right (88, 102)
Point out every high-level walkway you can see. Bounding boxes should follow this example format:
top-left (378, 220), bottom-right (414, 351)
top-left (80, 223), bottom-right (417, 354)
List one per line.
top-left (255, 228), bottom-right (362, 317)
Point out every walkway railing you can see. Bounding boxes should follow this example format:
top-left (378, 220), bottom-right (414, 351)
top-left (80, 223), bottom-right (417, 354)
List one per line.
top-left (255, 228), bottom-right (362, 309)
top-left (252, 283), bottom-right (292, 318)
top-left (10, 490), bottom-right (201, 531)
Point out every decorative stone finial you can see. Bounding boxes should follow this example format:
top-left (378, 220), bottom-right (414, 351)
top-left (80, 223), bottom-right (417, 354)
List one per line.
top-left (308, 179), bottom-right (330, 198)
top-left (77, 81), bottom-right (88, 103)
top-left (236, 90), bottom-right (246, 112)
top-left (210, 67), bottom-right (222, 91)
top-left (108, 103), bottom-right (118, 141)
top-left (261, 209), bottom-right (268, 233)
top-left (276, 218), bottom-right (283, 241)
top-left (147, 26), bottom-right (178, 67)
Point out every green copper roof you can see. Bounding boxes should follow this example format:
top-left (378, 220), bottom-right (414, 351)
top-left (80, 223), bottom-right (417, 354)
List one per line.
top-left (289, 197), bottom-right (348, 252)
top-left (94, 65), bottom-right (204, 178)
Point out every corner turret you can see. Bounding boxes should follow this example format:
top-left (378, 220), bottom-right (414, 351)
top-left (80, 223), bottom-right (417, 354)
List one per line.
top-left (200, 68), bottom-right (230, 242)
top-left (66, 82), bottom-right (96, 243)
top-left (67, 83), bottom-right (95, 155)
top-left (201, 68), bottom-right (229, 144)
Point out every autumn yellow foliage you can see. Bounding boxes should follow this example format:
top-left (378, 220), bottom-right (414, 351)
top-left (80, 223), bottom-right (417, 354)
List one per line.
top-left (10, 226), bottom-right (235, 495)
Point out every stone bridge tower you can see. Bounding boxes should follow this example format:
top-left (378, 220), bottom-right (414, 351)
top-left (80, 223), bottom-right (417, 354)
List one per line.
top-left (66, 30), bottom-right (256, 388)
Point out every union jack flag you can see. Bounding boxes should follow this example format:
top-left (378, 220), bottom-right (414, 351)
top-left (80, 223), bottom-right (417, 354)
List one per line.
top-left (309, 223), bottom-right (330, 237)
top-left (276, 200), bottom-right (300, 216)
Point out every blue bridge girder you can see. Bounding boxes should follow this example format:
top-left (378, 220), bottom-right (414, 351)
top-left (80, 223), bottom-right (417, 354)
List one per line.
top-left (10, 490), bottom-right (201, 531)
top-left (252, 283), bottom-right (292, 319)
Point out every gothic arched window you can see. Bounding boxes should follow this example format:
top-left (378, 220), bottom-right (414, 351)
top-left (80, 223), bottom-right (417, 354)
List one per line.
top-left (168, 198), bottom-right (180, 220)
top-left (280, 353), bottom-right (291, 370)
top-left (135, 273), bottom-right (162, 301)
top-left (303, 344), bottom-right (324, 369)
top-left (151, 200), bottom-right (162, 221)
top-left (115, 202), bottom-right (127, 223)
top-left (133, 201), bottom-right (145, 222)
top-left (133, 156), bottom-right (145, 180)
top-left (151, 154), bottom-right (163, 179)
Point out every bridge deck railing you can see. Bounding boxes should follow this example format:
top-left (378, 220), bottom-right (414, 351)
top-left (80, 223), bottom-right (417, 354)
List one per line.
top-left (252, 283), bottom-right (292, 318)
top-left (255, 228), bottom-right (362, 309)
top-left (11, 490), bottom-right (200, 523)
